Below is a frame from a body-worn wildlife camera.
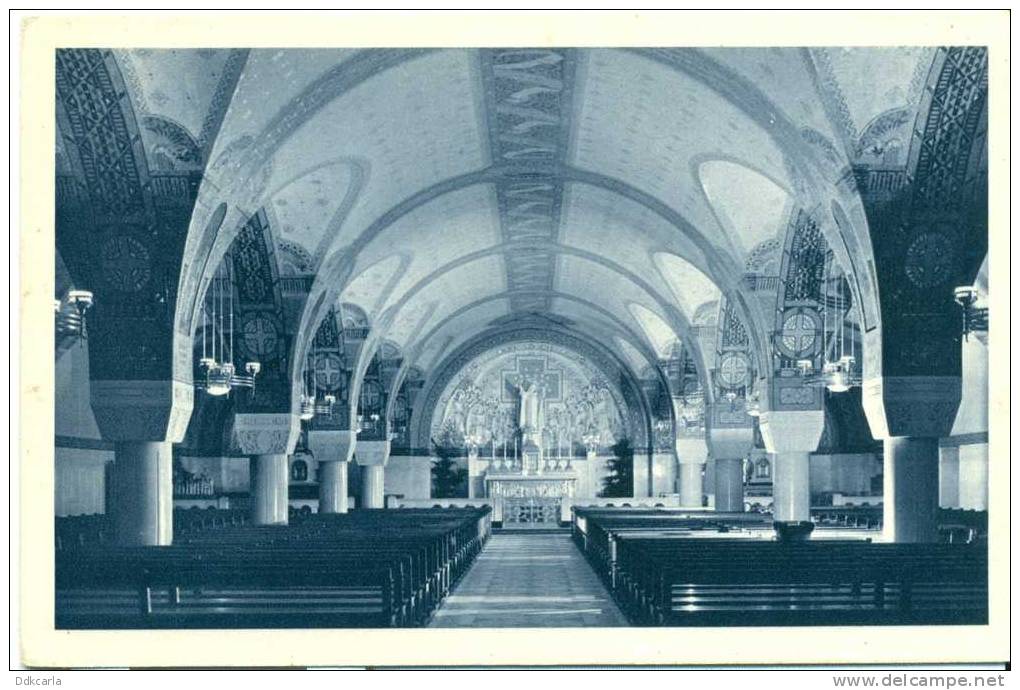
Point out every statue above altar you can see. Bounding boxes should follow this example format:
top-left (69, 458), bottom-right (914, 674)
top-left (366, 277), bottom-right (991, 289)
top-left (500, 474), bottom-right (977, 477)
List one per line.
top-left (513, 379), bottom-right (545, 440)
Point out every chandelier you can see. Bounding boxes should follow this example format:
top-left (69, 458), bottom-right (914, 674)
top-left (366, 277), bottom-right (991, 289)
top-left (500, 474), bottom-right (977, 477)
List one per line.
top-left (356, 412), bottom-right (380, 434)
top-left (299, 393), bottom-right (316, 420)
top-left (954, 286), bottom-right (989, 341)
top-left (803, 253), bottom-right (861, 393)
top-left (55, 289), bottom-right (94, 343)
top-left (746, 390), bottom-right (762, 417)
top-left (195, 254), bottom-right (260, 397)
top-left (298, 338), bottom-right (340, 421)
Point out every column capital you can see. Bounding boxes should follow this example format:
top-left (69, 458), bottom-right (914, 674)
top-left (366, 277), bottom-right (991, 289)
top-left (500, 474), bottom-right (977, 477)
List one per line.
top-left (229, 413), bottom-right (301, 456)
top-left (675, 437), bottom-right (708, 465)
top-left (356, 439), bottom-right (391, 467)
top-left (766, 377), bottom-right (825, 412)
top-left (707, 426), bottom-right (754, 460)
top-left (706, 401), bottom-right (754, 429)
top-left (308, 429), bottom-right (356, 464)
top-left (758, 409), bottom-right (825, 454)
top-left (862, 376), bottom-right (962, 439)
top-left (90, 379), bottom-right (193, 443)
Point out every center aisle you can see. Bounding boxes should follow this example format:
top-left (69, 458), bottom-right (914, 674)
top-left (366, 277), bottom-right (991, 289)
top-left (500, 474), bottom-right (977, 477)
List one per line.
top-left (428, 533), bottom-right (628, 627)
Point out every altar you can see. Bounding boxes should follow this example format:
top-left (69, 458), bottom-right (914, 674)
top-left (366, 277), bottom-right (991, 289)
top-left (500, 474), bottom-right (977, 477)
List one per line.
top-left (485, 466), bottom-right (577, 526)
top-left (434, 349), bottom-right (626, 525)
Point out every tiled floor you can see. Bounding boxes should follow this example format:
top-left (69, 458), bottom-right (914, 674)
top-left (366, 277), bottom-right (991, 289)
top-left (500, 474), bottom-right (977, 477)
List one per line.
top-left (428, 533), bottom-right (628, 627)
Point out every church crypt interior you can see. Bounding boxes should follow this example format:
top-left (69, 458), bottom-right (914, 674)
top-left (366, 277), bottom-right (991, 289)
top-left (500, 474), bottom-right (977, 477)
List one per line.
top-left (53, 46), bottom-right (990, 630)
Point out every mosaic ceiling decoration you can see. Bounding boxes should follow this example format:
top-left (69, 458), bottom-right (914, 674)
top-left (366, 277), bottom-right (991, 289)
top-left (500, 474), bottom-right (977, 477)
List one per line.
top-left (480, 48), bottom-right (576, 313)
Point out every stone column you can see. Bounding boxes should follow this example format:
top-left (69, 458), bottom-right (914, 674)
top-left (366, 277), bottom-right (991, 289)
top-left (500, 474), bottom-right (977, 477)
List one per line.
top-left (318, 461), bottom-right (349, 512)
top-left (713, 458), bottom-right (744, 512)
top-left (108, 441), bottom-right (174, 546)
top-left (707, 427), bottom-right (753, 513)
top-left (90, 379), bottom-right (193, 546)
top-left (939, 445), bottom-right (960, 508)
top-left (356, 440), bottom-right (391, 509)
top-left (230, 413), bottom-right (301, 526)
top-left (863, 377), bottom-right (962, 543)
top-left (250, 454), bottom-right (289, 525)
top-left (308, 430), bottom-right (356, 514)
top-left (675, 437), bottom-right (708, 508)
top-left (884, 437), bottom-right (940, 543)
top-left (759, 410), bottom-right (825, 533)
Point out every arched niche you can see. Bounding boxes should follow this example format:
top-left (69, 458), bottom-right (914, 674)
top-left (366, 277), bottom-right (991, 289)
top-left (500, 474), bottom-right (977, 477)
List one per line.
top-left (427, 339), bottom-right (632, 456)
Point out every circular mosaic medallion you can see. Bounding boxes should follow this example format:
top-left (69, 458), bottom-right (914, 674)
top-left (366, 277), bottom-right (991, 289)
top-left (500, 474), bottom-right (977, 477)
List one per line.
top-left (717, 352), bottom-right (751, 390)
top-left (100, 235), bottom-right (151, 292)
top-left (313, 352), bottom-right (345, 391)
top-left (777, 307), bottom-right (821, 358)
top-left (361, 381), bottom-right (383, 410)
top-left (241, 314), bottom-right (279, 358)
top-left (904, 232), bottom-right (955, 288)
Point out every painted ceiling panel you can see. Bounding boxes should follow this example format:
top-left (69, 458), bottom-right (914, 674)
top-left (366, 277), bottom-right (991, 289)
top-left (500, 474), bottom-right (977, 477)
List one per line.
top-left (338, 254), bottom-right (405, 318)
top-left (559, 183), bottom-right (707, 297)
top-left (614, 336), bottom-right (652, 375)
top-left (654, 252), bottom-right (721, 318)
top-left (115, 49), bottom-right (237, 144)
top-left (265, 160), bottom-right (359, 259)
top-left (699, 160), bottom-right (792, 255)
top-left (812, 47), bottom-right (936, 141)
top-left (389, 255), bottom-right (507, 349)
top-left (629, 303), bottom-right (680, 358)
top-left (410, 298), bottom-right (512, 368)
top-left (205, 49), bottom-right (360, 153)
top-left (570, 49), bottom-right (792, 258)
top-left (701, 48), bottom-right (843, 143)
top-left (362, 184), bottom-right (502, 312)
top-left (263, 50), bottom-right (488, 265)
top-left (547, 297), bottom-right (647, 354)
top-left (555, 254), bottom-right (674, 350)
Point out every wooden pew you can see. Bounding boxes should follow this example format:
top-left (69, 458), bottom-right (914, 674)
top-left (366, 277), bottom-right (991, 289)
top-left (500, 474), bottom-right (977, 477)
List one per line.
top-left (613, 538), bottom-right (987, 627)
top-left (570, 507), bottom-right (773, 588)
top-left (56, 508), bottom-right (251, 551)
top-left (56, 507), bottom-right (491, 629)
top-left (574, 509), bottom-right (986, 627)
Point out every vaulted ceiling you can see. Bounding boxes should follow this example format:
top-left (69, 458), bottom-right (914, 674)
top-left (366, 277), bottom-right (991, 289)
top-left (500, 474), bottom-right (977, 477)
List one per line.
top-left (105, 47), bottom-right (938, 380)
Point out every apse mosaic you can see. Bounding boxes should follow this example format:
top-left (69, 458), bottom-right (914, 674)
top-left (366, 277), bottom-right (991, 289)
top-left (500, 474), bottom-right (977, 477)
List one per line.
top-left (431, 341), bottom-right (629, 454)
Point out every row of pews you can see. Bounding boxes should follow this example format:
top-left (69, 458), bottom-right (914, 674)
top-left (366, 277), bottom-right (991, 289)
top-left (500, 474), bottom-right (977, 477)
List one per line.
top-left (572, 507), bottom-right (988, 627)
top-left (56, 508), bottom-right (252, 550)
top-left (810, 506), bottom-right (988, 543)
top-left (56, 507), bottom-right (492, 629)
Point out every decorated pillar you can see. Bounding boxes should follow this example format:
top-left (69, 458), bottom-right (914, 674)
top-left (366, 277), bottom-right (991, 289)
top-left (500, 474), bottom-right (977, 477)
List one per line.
top-left (851, 48), bottom-right (987, 542)
top-left (56, 50), bottom-right (199, 547)
top-left (92, 380), bottom-right (193, 546)
top-left (759, 409), bottom-right (825, 537)
top-left (707, 420), bottom-right (753, 513)
top-left (675, 437), bottom-right (708, 508)
top-left (230, 413), bottom-right (301, 525)
top-left (308, 429), bottom-right (356, 513)
top-left (356, 440), bottom-right (391, 509)
top-left (863, 378), bottom-right (961, 543)
top-left (708, 294), bottom-right (757, 513)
